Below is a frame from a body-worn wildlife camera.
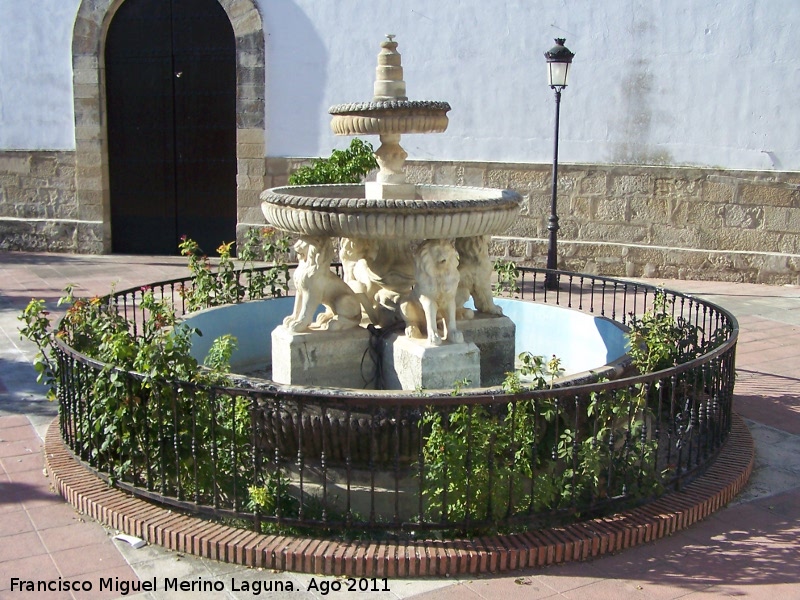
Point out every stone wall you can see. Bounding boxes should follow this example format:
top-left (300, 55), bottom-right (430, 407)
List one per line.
top-left (265, 158), bottom-right (800, 285)
top-left (0, 150), bottom-right (104, 253)
top-left (3, 151), bottom-right (799, 285)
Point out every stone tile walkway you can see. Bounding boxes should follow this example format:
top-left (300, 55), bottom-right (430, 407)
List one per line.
top-left (1, 252), bottom-right (799, 599)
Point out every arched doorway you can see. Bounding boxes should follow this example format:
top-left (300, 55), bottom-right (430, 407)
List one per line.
top-left (105, 0), bottom-right (237, 255)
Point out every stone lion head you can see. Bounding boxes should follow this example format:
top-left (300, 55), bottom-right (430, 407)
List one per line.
top-left (415, 239), bottom-right (459, 293)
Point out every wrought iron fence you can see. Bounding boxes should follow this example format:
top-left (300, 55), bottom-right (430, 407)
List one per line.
top-left (54, 268), bottom-right (738, 536)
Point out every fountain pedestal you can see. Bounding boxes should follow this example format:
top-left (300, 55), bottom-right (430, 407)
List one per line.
top-left (381, 335), bottom-right (481, 391)
top-left (271, 326), bottom-right (374, 389)
top-left (459, 315), bottom-right (517, 387)
top-left (272, 314), bottom-right (514, 391)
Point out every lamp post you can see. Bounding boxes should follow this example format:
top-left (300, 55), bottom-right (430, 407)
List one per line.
top-left (544, 38), bottom-right (574, 289)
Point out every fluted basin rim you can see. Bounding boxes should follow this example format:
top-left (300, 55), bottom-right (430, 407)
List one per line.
top-left (329, 100), bottom-right (451, 114)
top-left (260, 184), bottom-right (523, 239)
top-left (260, 184), bottom-right (521, 213)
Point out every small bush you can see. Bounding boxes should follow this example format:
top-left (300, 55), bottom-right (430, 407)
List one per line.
top-left (288, 138), bottom-right (378, 185)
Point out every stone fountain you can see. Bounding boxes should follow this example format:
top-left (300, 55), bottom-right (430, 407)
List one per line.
top-left (260, 36), bottom-right (523, 391)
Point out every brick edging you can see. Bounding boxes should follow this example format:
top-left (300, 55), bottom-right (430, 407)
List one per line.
top-left (43, 416), bottom-right (754, 576)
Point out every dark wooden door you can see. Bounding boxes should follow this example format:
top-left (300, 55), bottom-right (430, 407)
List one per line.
top-left (106, 0), bottom-right (236, 255)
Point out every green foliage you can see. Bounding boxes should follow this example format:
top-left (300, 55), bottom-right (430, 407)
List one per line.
top-left (420, 340), bottom-right (671, 534)
top-left (421, 369), bottom-right (559, 532)
top-left (288, 138), bottom-right (378, 185)
top-left (235, 227), bottom-right (291, 301)
top-left (178, 227), bottom-right (290, 312)
top-left (421, 388), bottom-right (562, 532)
top-left (18, 227), bottom-right (291, 516)
top-left (248, 470), bottom-right (356, 537)
top-left (19, 284), bottom-right (252, 504)
top-left (204, 334), bottom-right (238, 374)
top-left (492, 259), bottom-right (521, 296)
top-left (248, 471), bottom-right (300, 517)
top-left (517, 352), bottom-right (564, 389)
top-left (626, 292), bottom-right (697, 373)
top-left (18, 297), bottom-right (58, 399)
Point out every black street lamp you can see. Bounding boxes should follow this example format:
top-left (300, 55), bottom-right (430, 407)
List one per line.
top-left (544, 38), bottom-right (574, 289)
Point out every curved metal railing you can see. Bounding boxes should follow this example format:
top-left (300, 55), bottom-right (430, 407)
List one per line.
top-left (53, 267), bottom-right (738, 536)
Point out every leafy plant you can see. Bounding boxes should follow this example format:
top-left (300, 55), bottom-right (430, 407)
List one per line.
top-left (19, 284), bottom-right (253, 504)
top-left (493, 259), bottom-right (520, 296)
top-left (626, 292), bottom-right (699, 373)
top-left (288, 138), bottom-right (378, 185)
top-left (418, 298), bottom-right (706, 536)
top-left (517, 352), bottom-right (564, 389)
top-left (178, 227), bottom-right (290, 312)
top-left (248, 471), bottom-right (300, 518)
top-left (18, 297), bottom-right (60, 399)
top-left (420, 369), bottom-right (562, 533)
top-left (236, 227), bottom-right (291, 301)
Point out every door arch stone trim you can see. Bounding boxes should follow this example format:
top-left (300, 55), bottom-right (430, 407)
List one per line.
top-left (72, 0), bottom-right (265, 253)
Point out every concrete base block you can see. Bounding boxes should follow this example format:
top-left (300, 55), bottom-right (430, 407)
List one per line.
top-left (271, 325), bottom-right (374, 388)
top-left (458, 314), bottom-right (516, 387)
top-left (381, 334), bottom-right (481, 391)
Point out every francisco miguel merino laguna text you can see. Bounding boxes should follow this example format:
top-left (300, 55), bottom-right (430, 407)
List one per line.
top-left (9, 575), bottom-right (392, 595)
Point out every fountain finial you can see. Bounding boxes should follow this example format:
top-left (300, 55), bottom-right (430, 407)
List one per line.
top-left (373, 34), bottom-right (407, 101)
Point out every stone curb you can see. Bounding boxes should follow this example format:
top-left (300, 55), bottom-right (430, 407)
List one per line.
top-left (43, 416), bottom-right (754, 577)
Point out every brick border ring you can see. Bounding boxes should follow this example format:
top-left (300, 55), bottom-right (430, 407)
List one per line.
top-left (44, 415), bottom-right (754, 576)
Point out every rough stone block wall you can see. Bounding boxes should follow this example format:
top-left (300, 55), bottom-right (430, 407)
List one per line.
top-left (0, 151), bottom-right (104, 253)
top-left (5, 151), bottom-right (800, 285)
top-left (264, 157), bottom-right (800, 284)
top-left (408, 161), bottom-right (800, 285)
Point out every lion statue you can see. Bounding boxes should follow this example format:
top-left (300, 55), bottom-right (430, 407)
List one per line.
top-left (282, 236), bottom-right (362, 333)
top-left (400, 239), bottom-right (463, 346)
top-left (341, 237), bottom-right (416, 328)
top-left (455, 235), bottom-right (503, 319)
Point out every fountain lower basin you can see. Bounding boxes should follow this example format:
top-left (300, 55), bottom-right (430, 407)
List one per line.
top-left (185, 296), bottom-right (630, 392)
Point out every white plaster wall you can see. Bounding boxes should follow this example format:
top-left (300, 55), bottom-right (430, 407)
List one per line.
top-left (260, 0), bottom-right (800, 170)
top-left (0, 0), bottom-right (798, 170)
top-left (0, 0), bottom-right (80, 150)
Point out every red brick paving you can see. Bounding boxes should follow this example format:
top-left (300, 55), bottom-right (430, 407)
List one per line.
top-left (2, 255), bottom-right (799, 598)
top-left (0, 416), bottom-right (138, 598)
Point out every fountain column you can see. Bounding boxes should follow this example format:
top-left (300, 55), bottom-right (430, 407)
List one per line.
top-left (364, 35), bottom-right (417, 200)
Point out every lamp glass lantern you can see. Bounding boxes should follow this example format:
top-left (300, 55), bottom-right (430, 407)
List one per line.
top-left (545, 38), bottom-right (575, 88)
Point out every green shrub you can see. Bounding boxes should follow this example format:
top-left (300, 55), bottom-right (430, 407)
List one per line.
top-left (178, 227), bottom-right (290, 312)
top-left (418, 294), bottom-right (707, 534)
top-left (17, 233), bottom-right (297, 507)
top-left (288, 138), bottom-right (378, 185)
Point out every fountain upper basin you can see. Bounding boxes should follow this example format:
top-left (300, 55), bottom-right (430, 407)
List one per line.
top-left (329, 100), bottom-right (451, 136)
top-left (260, 183), bottom-right (522, 239)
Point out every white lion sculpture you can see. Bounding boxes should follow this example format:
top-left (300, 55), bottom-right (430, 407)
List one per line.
top-left (400, 239), bottom-right (463, 346)
top-left (455, 235), bottom-right (503, 319)
top-left (340, 237), bottom-right (412, 328)
top-left (283, 236), bottom-right (362, 333)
